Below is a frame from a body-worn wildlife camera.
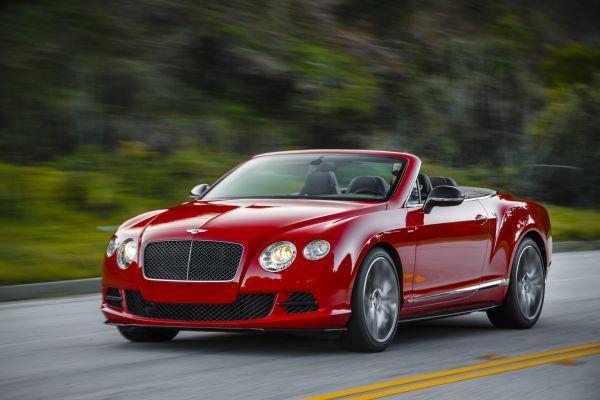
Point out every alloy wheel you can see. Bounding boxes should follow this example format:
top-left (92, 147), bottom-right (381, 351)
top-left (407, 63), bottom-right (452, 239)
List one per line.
top-left (362, 256), bottom-right (399, 342)
top-left (516, 245), bottom-right (544, 320)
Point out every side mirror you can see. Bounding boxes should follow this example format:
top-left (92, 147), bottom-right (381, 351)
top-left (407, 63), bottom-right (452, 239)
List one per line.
top-left (423, 185), bottom-right (465, 214)
top-left (190, 184), bottom-right (210, 199)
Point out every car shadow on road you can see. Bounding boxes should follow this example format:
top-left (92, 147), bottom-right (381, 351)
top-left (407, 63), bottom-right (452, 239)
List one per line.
top-left (395, 316), bottom-right (496, 345)
top-left (111, 314), bottom-right (496, 355)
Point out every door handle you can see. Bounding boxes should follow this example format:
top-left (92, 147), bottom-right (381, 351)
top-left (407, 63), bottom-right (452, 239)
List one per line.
top-left (475, 214), bottom-right (488, 224)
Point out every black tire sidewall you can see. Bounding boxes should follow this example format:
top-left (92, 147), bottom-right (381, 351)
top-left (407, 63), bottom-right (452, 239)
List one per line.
top-left (505, 238), bottom-right (546, 327)
top-left (345, 248), bottom-right (400, 352)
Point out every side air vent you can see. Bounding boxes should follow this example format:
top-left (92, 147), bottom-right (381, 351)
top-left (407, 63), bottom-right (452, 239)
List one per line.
top-left (105, 287), bottom-right (123, 309)
top-left (279, 292), bottom-right (318, 314)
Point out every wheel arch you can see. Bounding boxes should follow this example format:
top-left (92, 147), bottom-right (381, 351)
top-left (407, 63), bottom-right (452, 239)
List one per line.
top-left (351, 241), bottom-right (404, 307)
top-left (374, 241), bottom-right (403, 292)
top-left (485, 196), bottom-right (551, 282)
top-left (506, 227), bottom-right (549, 280)
top-left (522, 230), bottom-right (548, 274)
top-left (511, 229), bottom-right (548, 276)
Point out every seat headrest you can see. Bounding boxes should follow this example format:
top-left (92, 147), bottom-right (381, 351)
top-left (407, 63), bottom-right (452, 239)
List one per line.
top-left (417, 173), bottom-right (433, 195)
top-left (300, 171), bottom-right (340, 196)
top-left (430, 176), bottom-right (458, 188)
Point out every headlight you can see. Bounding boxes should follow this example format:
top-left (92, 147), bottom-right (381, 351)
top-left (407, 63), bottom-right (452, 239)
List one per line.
top-left (259, 241), bottom-right (296, 272)
top-left (303, 240), bottom-right (330, 260)
top-left (117, 238), bottom-right (137, 270)
top-left (106, 236), bottom-right (118, 257)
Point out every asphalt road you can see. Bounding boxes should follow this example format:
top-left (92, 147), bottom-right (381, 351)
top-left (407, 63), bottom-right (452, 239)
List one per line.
top-left (1, 251), bottom-right (599, 400)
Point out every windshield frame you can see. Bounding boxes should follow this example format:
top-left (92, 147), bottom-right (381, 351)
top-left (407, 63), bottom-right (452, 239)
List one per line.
top-left (201, 153), bottom-right (409, 203)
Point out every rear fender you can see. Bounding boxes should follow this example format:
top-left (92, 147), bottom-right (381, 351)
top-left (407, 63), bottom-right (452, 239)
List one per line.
top-left (480, 195), bottom-right (551, 283)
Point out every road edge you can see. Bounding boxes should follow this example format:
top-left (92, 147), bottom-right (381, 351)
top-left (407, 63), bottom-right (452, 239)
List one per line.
top-left (1, 242), bottom-right (598, 302)
top-left (0, 278), bottom-right (100, 302)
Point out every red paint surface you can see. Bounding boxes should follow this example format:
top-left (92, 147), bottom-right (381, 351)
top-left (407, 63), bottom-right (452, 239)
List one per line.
top-left (101, 150), bottom-right (551, 329)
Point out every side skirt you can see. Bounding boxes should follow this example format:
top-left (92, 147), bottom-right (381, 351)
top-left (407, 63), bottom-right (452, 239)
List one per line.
top-left (397, 303), bottom-right (500, 324)
top-left (407, 278), bottom-right (509, 305)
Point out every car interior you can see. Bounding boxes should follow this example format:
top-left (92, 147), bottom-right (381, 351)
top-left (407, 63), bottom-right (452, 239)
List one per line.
top-left (298, 160), bottom-right (394, 198)
top-left (297, 162), bottom-right (497, 203)
top-left (297, 157), bottom-right (462, 201)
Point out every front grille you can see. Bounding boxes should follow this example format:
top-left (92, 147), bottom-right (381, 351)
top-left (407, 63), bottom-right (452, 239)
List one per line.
top-left (143, 240), bottom-right (243, 281)
top-left (125, 291), bottom-right (275, 321)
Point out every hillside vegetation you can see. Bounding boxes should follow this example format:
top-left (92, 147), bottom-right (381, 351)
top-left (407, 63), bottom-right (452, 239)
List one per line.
top-left (1, 1), bottom-right (599, 283)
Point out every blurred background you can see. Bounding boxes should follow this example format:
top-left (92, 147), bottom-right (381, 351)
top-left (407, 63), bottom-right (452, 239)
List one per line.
top-left (0, 0), bottom-right (598, 285)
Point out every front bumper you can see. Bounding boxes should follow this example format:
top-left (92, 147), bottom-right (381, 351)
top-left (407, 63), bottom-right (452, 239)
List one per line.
top-left (101, 290), bottom-right (350, 330)
top-left (102, 233), bottom-right (356, 331)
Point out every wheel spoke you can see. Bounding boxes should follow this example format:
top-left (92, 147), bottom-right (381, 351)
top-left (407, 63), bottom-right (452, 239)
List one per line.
top-left (362, 256), bottom-right (399, 343)
top-left (368, 306), bottom-right (377, 333)
top-left (515, 245), bottom-right (545, 320)
top-left (375, 311), bottom-right (384, 335)
top-left (381, 280), bottom-right (392, 296)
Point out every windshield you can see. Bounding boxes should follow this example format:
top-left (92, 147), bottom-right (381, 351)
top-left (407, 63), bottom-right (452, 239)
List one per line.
top-left (203, 154), bottom-right (406, 201)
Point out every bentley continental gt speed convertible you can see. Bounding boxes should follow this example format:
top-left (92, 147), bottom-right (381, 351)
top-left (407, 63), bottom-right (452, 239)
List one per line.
top-left (102, 150), bottom-right (551, 352)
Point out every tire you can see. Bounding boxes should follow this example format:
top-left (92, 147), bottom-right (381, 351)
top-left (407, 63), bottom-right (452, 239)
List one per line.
top-left (117, 326), bottom-right (179, 342)
top-left (487, 238), bottom-right (545, 329)
top-left (342, 248), bottom-right (400, 352)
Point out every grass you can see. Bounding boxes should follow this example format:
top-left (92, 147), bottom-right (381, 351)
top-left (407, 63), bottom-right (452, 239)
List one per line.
top-left (1, 150), bottom-right (598, 285)
top-left (546, 206), bottom-right (600, 242)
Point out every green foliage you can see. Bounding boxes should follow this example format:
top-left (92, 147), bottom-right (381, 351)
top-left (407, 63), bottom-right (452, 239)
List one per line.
top-left (546, 206), bottom-right (600, 242)
top-left (541, 43), bottom-right (600, 87)
top-left (0, 150), bottom-right (598, 285)
top-left (524, 79), bottom-right (600, 205)
top-left (289, 44), bottom-right (380, 116)
top-left (0, 148), bottom-right (240, 285)
top-left (1, 1), bottom-right (599, 283)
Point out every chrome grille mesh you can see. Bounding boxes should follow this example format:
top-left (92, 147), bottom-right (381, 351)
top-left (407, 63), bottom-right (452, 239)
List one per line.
top-left (143, 240), bottom-right (243, 281)
top-left (125, 291), bottom-right (275, 321)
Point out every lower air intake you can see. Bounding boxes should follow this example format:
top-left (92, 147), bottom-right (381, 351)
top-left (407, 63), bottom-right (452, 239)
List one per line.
top-left (124, 291), bottom-right (275, 321)
top-left (105, 287), bottom-right (123, 309)
top-left (284, 292), bottom-right (318, 314)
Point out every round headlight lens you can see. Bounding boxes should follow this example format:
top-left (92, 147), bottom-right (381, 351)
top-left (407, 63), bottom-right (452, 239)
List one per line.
top-left (117, 238), bottom-right (137, 270)
top-left (303, 240), bottom-right (330, 260)
top-left (106, 236), bottom-right (118, 257)
top-left (259, 241), bottom-right (296, 272)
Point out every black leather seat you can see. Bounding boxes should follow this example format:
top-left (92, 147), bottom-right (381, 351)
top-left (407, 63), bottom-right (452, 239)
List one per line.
top-left (300, 171), bottom-right (340, 196)
top-left (430, 176), bottom-right (458, 187)
top-left (417, 173), bottom-right (433, 200)
top-left (346, 176), bottom-right (389, 197)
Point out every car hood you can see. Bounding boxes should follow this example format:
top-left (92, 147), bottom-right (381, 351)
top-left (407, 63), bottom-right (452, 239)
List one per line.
top-left (141, 198), bottom-right (382, 244)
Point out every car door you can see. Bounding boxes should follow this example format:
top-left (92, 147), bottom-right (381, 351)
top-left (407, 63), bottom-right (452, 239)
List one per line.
top-left (407, 189), bottom-right (490, 306)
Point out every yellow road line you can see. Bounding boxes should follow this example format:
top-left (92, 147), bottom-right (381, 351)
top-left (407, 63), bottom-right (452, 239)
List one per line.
top-left (351, 348), bottom-right (600, 399)
top-left (307, 342), bottom-right (600, 400)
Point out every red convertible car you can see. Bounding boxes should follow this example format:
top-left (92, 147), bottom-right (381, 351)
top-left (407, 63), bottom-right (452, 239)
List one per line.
top-left (102, 150), bottom-right (551, 351)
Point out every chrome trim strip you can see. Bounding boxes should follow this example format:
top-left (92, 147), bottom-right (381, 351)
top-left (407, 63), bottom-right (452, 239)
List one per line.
top-left (408, 278), bottom-right (509, 304)
top-left (474, 278), bottom-right (509, 290)
top-left (141, 239), bottom-right (245, 283)
top-left (405, 194), bottom-right (495, 207)
top-left (427, 196), bottom-right (465, 203)
top-left (464, 193), bottom-right (496, 202)
top-left (185, 240), bottom-right (193, 281)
